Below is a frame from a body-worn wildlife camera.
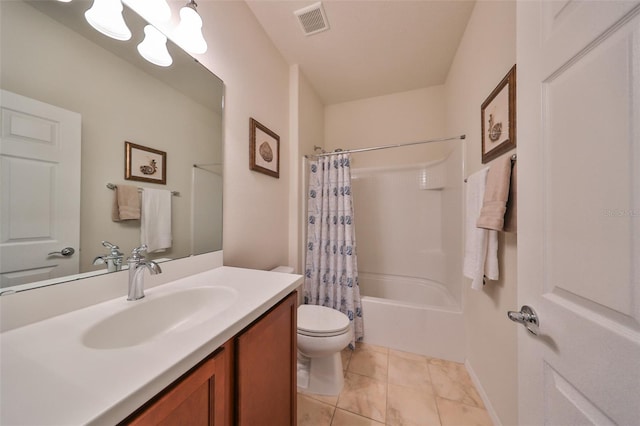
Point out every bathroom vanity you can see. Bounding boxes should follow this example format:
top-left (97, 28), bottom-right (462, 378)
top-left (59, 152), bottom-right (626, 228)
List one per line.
top-left (0, 266), bottom-right (302, 425)
top-left (123, 291), bottom-right (297, 425)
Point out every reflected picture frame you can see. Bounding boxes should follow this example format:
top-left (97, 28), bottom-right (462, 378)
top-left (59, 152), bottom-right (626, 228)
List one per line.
top-left (125, 141), bottom-right (167, 184)
top-left (249, 118), bottom-right (280, 178)
top-left (481, 65), bottom-right (516, 164)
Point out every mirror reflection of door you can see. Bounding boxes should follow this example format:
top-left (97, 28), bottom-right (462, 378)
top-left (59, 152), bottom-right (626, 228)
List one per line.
top-left (0, 90), bottom-right (81, 288)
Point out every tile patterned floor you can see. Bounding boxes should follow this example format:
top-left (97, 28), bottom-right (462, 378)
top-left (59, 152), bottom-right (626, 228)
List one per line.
top-left (297, 343), bottom-right (494, 426)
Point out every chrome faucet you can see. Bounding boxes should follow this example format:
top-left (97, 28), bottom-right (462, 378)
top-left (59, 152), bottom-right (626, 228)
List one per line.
top-left (92, 241), bottom-right (124, 272)
top-left (127, 244), bottom-right (162, 301)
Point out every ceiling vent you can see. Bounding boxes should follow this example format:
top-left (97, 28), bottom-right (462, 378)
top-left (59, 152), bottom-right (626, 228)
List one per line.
top-left (294, 2), bottom-right (330, 36)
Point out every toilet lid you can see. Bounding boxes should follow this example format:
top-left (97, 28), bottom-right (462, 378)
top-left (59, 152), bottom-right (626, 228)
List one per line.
top-left (298, 305), bottom-right (351, 337)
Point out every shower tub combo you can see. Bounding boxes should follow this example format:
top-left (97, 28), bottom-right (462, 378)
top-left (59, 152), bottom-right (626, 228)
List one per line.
top-left (359, 272), bottom-right (464, 362)
top-left (350, 149), bottom-right (466, 362)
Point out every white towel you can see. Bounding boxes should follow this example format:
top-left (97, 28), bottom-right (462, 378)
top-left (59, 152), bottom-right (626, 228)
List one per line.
top-left (141, 188), bottom-right (172, 253)
top-left (463, 168), bottom-right (499, 290)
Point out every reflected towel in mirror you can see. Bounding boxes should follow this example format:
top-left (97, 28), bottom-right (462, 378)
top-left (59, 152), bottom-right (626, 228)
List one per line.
top-left (141, 188), bottom-right (172, 252)
top-left (112, 184), bottom-right (140, 221)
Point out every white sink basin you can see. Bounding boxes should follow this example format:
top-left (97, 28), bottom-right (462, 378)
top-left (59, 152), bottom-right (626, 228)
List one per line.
top-left (82, 286), bottom-right (237, 349)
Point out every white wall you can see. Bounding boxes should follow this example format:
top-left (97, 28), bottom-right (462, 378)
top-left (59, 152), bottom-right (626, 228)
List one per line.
top-left (298, 71), bottom-right (326, 157)
top-left (194, 1), bottom-right (292, 270)
top-left (324, 86), bottom-right (447, 168)
top-left (444, 1), bottom-right (518, 425)
top-left (293, 67), bottom-right (325, 273)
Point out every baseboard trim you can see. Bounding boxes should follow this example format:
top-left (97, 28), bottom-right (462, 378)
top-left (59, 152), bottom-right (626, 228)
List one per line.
top-left (464, 359), bottom-right (502, 426)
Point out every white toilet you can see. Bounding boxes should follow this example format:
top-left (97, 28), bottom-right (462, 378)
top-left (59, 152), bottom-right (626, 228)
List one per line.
top-left (297, 304), bottom-right (353, 395)
top-left (271, 267), bottom-right (353, 396)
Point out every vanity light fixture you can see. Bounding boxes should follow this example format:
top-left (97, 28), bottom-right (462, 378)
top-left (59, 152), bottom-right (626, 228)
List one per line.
top-left (137, 25), bottom-right (173, 67)
top-left (172, 0), bottom-right (207, 54)
top-left (85, 0), bottom-right (132, 41)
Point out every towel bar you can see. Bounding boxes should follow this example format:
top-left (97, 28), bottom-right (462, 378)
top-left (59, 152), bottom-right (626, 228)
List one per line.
top-left (463, 153), bottom-right (516, 183)
top-left (106, 183), bottom-right (180, 196)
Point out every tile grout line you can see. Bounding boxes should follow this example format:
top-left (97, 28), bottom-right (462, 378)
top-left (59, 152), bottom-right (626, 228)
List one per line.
top-left (427, 358), bottom-right (445, 426)
top-left (385, 348), bottom-right (390, 425)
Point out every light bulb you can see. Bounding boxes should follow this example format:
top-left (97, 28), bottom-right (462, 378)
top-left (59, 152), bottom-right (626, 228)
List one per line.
top-left (172, 2), bottom-right (207, 54)
top-left (137, 25), bottom-right (173, 67)
top-left (84, 0), bottom-right (131, 41)
top-left (123, 0), bottom-right (171, 26)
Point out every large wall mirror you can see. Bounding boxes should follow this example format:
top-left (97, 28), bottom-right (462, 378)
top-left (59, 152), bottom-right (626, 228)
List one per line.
top-left (0, 0), bottom-right (224, 293)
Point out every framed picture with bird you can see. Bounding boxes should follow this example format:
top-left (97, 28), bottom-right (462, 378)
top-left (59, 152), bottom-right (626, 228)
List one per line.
top-left (481, 65), bottom-right (516, 164)
top-left (125, 141), bottom-right (167, 184)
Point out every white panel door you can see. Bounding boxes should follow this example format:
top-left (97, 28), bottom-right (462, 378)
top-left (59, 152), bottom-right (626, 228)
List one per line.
top-left (0, 90), bottom-right (81, 288)
top-left (517, 1), bottom-right (640, 424)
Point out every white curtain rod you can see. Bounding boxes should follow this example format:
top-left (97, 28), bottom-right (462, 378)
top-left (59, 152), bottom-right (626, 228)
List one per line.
top-left (304, 134), bottom-right (466, 159)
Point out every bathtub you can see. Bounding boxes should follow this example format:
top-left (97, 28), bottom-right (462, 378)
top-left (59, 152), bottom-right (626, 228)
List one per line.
top-left (358, 272), bottom-right (465, 362)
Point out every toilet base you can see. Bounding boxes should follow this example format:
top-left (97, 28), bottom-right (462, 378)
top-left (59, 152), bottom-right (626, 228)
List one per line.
top-left (297, 352), bottom-right (344, 396)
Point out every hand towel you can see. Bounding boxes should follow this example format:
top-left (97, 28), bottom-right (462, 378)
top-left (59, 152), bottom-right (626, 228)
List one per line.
top-left (463, 168), bottom-right (499, 290)
top-left (111, 184), bottom-right (140, 221)
top-left (504, 161), bottom-right (517, 233)
top-left (476, 154), bottom-right (513, 231)
top-left (141, 188), bottom-right (172, 253)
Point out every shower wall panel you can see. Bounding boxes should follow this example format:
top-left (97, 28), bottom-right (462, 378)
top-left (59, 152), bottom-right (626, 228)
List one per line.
top-left (352, 161), bottom-right (446, 285)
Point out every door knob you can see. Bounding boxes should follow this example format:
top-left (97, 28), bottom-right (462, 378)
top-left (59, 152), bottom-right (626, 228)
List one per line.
top-left (507, 305), bottom-right (539, 335)
top-left (47, 247), bottom-right (75, 257)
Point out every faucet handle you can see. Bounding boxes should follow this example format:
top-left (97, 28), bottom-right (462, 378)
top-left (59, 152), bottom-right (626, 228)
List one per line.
top-left (102, 240), bottom-right (118, 249)
top-left (102, 241), bottom-right (124, 257)
top-left (130, 244), bottom-right (148, 260)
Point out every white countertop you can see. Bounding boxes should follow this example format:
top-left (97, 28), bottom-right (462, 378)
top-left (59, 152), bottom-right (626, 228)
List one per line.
top-left (0, 266), bottom-right (302, 425)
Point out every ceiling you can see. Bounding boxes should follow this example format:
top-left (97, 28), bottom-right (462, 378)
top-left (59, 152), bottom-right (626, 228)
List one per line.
top-left (246, 0), bottom-right (476, 105)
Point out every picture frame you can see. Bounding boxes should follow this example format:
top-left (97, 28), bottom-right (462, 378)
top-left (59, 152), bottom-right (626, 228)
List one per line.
top-left (249, 118), bottom-right (280, 178)
top-left (125, 141), bottom-right (167, 184)
top-left (481, 65), bottom-right (516, 164)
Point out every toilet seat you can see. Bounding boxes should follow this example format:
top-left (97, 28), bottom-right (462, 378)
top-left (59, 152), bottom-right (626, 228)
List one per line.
top-left (297, 305), bottom-right (350, 337)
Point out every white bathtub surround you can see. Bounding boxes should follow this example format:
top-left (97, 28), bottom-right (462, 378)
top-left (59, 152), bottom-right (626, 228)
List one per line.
top-left (304, 153), bottom-right (363, 348)
top-left (0, 266), bottom-right (302, 425)
top-left (359, 273), bottom-right (465, 362)
top-left (463, 167), bottom-right (498, 290)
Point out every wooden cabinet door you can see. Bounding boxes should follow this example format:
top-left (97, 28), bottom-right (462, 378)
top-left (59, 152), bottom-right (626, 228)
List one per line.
top-left (124, 340), bottom-right (232, 426)
top-left (235, 292), bottom-right (297, 426)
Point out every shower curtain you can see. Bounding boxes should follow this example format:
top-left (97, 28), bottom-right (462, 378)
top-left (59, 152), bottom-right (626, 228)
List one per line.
top-left (303, 153), bottom-right (363, 348)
